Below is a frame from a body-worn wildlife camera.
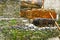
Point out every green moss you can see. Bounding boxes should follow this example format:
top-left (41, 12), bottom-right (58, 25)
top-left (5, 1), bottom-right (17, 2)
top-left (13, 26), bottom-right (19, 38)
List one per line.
top-left (57, 20), bottom-right (60, 24)
top-left (9, 19), bottom-right (17, 26)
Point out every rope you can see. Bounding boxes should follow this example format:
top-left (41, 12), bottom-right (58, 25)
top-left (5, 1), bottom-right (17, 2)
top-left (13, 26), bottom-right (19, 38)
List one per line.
top-left (49, 12), bottom-right (60, 30)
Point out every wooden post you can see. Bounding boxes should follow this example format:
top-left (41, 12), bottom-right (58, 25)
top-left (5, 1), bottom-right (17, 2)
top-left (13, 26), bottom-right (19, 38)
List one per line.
top-left (42, 0), bottom-right (44, 8)
top-left (32, 0), bottom-right (35, 4)
top-left (22, 0), bottom-right (25, 1)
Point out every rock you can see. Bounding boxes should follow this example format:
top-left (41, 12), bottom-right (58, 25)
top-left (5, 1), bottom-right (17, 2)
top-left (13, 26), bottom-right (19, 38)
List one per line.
top-left (48, 37), bottom-right (60, 40)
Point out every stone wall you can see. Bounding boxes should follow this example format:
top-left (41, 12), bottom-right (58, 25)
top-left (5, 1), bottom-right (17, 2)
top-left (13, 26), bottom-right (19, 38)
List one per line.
top-left (44, 0), bottom-right (60, 20)
top-left (44, 0), bottom-right (60, 14)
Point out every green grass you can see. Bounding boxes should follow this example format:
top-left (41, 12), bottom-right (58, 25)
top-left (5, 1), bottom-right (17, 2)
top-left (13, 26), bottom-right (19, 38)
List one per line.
top-left (1, 27), bottom-right (60, 40)
top-left (0, 19), bottom-right (60, 40)
top-left (57, 20), bottom-right (60, 24)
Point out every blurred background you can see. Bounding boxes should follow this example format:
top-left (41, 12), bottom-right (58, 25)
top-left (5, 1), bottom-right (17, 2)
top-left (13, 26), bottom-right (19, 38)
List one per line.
top-left (0, 0), bottom-right (60, 40)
